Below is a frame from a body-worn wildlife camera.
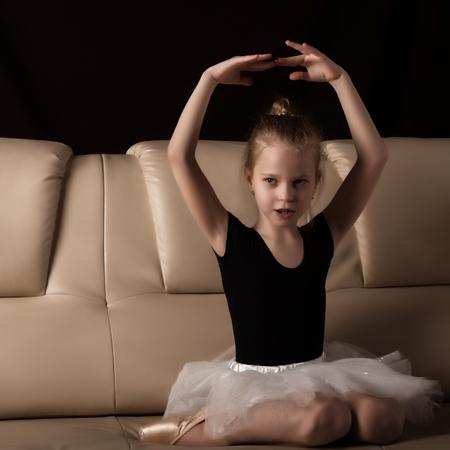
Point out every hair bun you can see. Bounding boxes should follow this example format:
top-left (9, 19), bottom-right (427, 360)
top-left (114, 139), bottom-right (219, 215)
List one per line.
top-left (269, 98), bottom-right (298, 117)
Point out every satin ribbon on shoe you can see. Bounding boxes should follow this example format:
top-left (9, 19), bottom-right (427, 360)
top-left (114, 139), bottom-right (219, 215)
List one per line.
top-left (139, 407), bottom-right (228, 445)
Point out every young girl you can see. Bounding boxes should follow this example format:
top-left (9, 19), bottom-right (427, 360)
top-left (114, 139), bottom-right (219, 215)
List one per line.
top-left (140, 41), bottom-right (443, 447)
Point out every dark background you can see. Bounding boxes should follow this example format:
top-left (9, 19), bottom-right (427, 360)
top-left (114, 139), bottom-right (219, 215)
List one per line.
top-left (0, 0), bottom-right (448, 155)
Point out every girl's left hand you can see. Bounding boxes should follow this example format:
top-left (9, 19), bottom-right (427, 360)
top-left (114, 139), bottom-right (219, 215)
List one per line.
top-left (276, 41), bottom-right (344, 83)
top-left (206, 54), bottom-right (276, 86)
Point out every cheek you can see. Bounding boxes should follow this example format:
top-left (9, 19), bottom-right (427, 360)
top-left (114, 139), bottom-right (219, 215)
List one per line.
top-left (254, 186), bottom-right (273, 206)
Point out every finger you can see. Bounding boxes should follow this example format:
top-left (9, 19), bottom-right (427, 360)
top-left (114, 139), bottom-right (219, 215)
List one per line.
top-left (253, 53), bottom-right (273, 60)
top-left (275, 55), bottom-right (306, 67)
top-left (239, 76), bottom-right (254, 86)
top-left (235, 54), bottom-right (260, 64)
top-left (234, 54), bottom-right (274, 71)
top-left (301, 42), bottom-right (320, 54)
top-left (237, 53), bottom-right (272, 63)
top-left (247, 61), bottom-right (276, 71)
top-left (285, 40), bottom-right (318, 56)
top-left (285, 40), bottom-right (305, 52)
top-left (289, 71), bottom-right (311, 82)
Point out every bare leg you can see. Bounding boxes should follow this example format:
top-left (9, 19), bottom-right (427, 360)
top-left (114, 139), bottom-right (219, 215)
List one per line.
top-left (345, 393), bottom-right (405, 445)
top-left (176, 395), bottom-right (352, 447)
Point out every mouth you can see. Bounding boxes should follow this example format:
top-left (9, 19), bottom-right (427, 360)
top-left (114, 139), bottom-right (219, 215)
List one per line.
top-left (275, 209), bottom-right (295, 218)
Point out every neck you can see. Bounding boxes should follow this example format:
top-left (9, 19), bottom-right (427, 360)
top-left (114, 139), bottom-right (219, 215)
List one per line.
top-left (253, 217), bottom-right (300, 242)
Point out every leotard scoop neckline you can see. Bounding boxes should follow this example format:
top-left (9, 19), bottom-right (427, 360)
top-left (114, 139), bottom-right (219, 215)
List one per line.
top-left (251, 227), bottom-right (305, 270)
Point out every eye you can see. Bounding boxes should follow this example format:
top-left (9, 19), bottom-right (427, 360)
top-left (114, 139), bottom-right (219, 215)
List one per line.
top-left (265, 178), bottom-right (277, 184)
top-left (293, 179), bottom-right (306, 186)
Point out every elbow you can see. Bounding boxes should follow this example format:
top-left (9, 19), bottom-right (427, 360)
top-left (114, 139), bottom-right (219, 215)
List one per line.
top-left (369, 141), bottom-right (388, 169)
top-left (380, 141), bottom-right (389, 163)
top-left (357, 142), bottom-right (388, 174)
top-left (167, 142), bottom-right (177, 164)
top-left (378, 142), bottom-right (389, 168)
top-left (167, 142), bottom-right (184, 166)
top-left (167, 142), bottom-right (195, 168)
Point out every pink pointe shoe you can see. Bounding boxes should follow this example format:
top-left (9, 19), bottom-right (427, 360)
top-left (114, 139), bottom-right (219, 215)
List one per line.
top-left (139, 407), bottom-right (228, 445)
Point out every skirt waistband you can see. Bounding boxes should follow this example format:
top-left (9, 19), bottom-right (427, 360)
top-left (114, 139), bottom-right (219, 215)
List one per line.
top-left (229, 353), bottom-right (325, 374)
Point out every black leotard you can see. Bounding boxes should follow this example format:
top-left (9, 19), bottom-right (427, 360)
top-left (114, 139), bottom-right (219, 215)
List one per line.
top-left (215, 212), bottom-right (334, 366)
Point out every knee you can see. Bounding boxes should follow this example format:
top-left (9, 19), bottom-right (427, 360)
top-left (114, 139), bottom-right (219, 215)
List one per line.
top-left (302, 397), bottom-right (352, 446)
top-left (357, 397), bottom-right (405, 444)
top-left (375, 399), bottom-right (405, 444)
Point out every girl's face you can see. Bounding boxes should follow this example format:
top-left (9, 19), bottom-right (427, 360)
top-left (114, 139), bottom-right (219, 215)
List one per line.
top-left (246, 145), bottom-right (318, 229)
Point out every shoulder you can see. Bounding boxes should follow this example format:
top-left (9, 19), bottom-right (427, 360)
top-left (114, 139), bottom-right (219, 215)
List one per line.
top-left (301, 213), bottom-right (334, 258)
top-left (300, 212), bottom-right (329, 234)
top-left (225, 211), bottom-right (246, 236)
top-left (214, 211), bottom-right (253, 260)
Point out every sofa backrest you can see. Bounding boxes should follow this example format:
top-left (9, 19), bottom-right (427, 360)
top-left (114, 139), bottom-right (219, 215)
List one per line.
top-left (0, 137), bottom-right (448, 420)
top-left (0, 138), bottom-right (71, 297)
top-left (130, 138), bottom-right (450, 291)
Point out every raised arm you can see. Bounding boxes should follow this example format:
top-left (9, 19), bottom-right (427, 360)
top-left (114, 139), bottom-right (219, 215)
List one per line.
top-left (168, 54), bottom-right (275, 255)
top-left (276, 41), bottom-right (388, 248)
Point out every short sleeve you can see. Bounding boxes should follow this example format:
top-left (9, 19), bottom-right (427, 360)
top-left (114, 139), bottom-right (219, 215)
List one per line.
top-left (302, 213), bottom-right (334, 261)
top-left (213, 212), bottom-right (244, 262)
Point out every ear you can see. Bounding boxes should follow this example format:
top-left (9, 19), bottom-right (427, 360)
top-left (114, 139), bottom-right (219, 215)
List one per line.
top-left (244, 167), bottom-right (253, 192)
top-left (311, 171), bottom-right (321, 200)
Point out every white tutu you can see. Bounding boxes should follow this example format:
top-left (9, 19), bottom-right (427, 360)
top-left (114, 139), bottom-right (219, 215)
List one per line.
top-left (163, 342), bottom-right (443, 440)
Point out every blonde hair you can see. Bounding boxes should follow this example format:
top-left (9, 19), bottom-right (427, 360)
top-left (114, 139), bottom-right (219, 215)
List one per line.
top-left (243, 98), bottom-right (325, 184)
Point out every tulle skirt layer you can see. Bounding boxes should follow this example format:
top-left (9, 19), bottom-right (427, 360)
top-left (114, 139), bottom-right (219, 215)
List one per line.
top-left (163, 342), bottom-right (443, 440)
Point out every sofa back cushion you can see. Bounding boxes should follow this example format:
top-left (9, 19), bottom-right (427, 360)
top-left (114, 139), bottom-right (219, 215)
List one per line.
top-left (128, 141), bottom-right (259, 294)
top-left (0, 138), bottom-right (71, 297)
top-left (326, 138), bottom-right (450, 288)
top-left (128, 140), bottom-right (365, 294)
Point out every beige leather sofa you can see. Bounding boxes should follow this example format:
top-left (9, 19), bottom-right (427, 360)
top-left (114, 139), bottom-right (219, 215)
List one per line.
top-left (0, 137), bottom-right (449, 449)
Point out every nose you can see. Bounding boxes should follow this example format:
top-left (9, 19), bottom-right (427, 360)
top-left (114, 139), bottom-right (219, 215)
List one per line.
top-left (278, 183), bottom-right (294, 202)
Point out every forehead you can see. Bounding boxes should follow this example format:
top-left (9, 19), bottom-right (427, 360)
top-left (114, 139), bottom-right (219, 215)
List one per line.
top-left (253, 145), bottom-right (316, 175)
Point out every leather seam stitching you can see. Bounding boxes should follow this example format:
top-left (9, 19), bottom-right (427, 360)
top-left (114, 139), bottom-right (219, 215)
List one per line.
top-left (102, 154), bottom-right (118, 414)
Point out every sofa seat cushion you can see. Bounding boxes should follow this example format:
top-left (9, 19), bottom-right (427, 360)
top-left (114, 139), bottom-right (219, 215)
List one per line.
top-left (0, 416), bottom-right (133, 450)
top-left (0, 294), bottom-right (116, 419)
top-left (0, 404), bottom-right (449, 449)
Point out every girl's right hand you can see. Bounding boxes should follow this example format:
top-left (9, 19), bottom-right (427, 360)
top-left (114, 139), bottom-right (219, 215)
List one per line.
top-left (205, 54), bottom-right (276, 87)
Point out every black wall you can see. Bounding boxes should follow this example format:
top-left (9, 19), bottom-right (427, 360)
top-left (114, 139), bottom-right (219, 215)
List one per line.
top-left (0, 0), bottom-right (448, 155)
